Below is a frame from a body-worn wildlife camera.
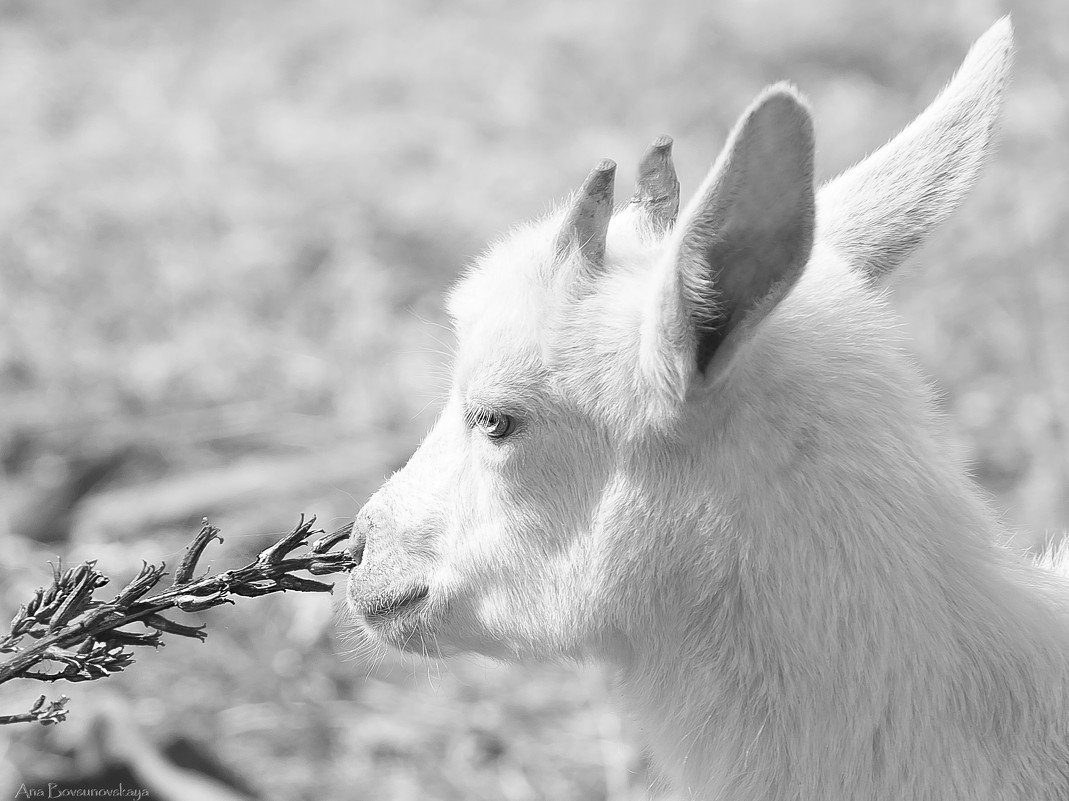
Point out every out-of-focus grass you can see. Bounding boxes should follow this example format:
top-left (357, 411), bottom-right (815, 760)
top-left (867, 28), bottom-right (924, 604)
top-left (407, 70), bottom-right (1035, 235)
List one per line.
top-left (0, 1), bottom-right (1066, 799)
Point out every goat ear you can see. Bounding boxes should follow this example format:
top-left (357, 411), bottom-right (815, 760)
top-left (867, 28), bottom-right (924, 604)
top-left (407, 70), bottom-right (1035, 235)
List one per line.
top-left (642, 85), bottom-right (814, 397)
top-left (818, 17), bottom-right (1013, 283)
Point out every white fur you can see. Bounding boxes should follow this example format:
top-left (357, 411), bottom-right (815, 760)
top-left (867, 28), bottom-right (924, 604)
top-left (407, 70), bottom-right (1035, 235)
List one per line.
top-left (347, 18), bottom-right (1069, 800)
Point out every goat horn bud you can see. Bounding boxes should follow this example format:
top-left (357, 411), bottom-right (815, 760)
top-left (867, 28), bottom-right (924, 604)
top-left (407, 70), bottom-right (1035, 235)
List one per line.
top-left (557, 159), bottom-right (616, 264)
top-left (630, 135), bottom-right (679, 232)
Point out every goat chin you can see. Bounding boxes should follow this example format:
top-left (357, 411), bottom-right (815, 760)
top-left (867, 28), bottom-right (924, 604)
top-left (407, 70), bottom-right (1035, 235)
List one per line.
top-left (347, 17), bottom-right (1069, 801)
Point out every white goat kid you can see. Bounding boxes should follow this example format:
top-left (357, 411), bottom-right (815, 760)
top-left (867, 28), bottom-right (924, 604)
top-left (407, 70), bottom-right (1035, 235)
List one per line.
top-left (347, 18), bottom-right (1069, 800)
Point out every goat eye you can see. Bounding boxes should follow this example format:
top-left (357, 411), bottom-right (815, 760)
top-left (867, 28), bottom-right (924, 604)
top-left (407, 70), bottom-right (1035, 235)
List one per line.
top-left (485, 412), bottom-right (516, 439)
top-left (466, 408), bottom-right (517, 439)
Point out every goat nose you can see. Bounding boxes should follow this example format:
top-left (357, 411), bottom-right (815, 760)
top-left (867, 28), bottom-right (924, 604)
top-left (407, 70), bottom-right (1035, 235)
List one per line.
top-left (350, 528), bottom-right (366, 567)
top-left (350, 510), bottom-right (371, 567)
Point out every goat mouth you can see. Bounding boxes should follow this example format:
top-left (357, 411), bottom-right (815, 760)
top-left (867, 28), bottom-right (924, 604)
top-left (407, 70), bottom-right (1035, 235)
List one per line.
top-left (360, 584), bottom-right (430, 622)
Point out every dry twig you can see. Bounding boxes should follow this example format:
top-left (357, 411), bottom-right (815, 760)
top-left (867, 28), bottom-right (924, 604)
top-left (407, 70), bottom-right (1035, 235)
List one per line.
top-left (0, 515), bottom-right (354, 724)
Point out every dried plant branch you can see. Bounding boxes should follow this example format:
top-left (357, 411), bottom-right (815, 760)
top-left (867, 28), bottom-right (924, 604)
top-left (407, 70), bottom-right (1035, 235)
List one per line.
top-left (0, 694), bottom-right (69, 726)
top-left (0, 516), bottom-right (355, 724)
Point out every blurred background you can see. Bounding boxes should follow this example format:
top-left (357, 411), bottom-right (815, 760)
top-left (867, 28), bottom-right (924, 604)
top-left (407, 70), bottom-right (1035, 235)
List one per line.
top-left (0, 0), bottom-right (1066, 798)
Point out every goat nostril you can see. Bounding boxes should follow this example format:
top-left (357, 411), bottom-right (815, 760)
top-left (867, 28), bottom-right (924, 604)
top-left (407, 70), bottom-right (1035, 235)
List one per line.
top-left (350, 528), bottom-right (367, 567)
